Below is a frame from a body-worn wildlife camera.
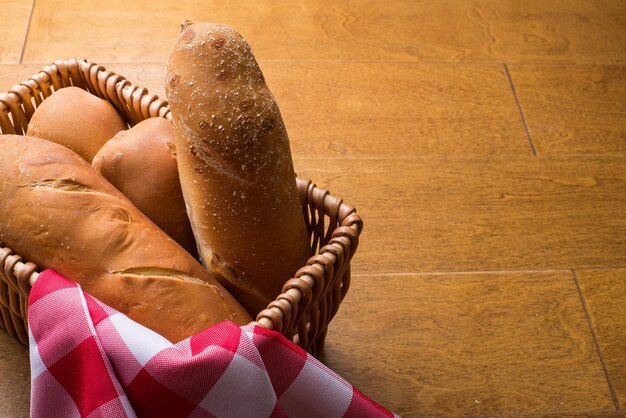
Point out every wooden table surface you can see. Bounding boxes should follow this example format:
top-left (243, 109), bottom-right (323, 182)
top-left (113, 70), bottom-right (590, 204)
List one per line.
top-left (2, 1), bottom-right (626, 417)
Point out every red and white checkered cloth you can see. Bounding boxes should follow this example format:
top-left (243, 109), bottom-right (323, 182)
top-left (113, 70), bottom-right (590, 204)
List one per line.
top-left (28, 269), bottom-right (399, 418)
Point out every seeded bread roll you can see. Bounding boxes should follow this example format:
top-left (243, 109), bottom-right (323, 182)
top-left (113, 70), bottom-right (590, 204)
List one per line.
top-left (92, 117), bottom-right (197, 256)
top-left (0, 134), bottom-right (251, 343)
top-left (27, 87), bottom-right (127, 162)
top-left (165, 22), bottom-right (310, 314)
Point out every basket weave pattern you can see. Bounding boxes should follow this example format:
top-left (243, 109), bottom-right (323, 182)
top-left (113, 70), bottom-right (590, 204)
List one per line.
top-left (0, 59), bottom-right (361, 356)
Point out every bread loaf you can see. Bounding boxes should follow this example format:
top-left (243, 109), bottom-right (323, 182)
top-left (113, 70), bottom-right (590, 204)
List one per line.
top-left (92, 117), bottom-right (197, 256)
top-left (0, 134), bottom-right (251, 343)
top-left (26, 86), bottom-right (127, 162)
top-left (165, 22), bottom-right (310, 314)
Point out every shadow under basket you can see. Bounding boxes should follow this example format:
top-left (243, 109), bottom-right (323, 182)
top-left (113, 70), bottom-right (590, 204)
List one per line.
top-left (0, 58), bottom-right (362, 357)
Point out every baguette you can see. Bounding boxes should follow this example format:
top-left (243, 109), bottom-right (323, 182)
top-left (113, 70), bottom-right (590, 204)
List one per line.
top-left (0, 134), bottom-right (251, 343)
top-left (92, 117), bottom-right (197, 256)
top-left (165, 22), bottom-right (310, 314)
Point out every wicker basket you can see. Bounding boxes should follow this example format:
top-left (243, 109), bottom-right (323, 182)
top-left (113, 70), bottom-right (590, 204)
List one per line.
top-left (0, 59), bottom-right (362, 356)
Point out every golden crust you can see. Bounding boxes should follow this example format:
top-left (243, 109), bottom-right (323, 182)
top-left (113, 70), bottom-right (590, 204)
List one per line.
top-left (165, 23), bottom-right (310, 314)
top-left (27, 87), bottom-right (127, 162)
top-left (92, 117), bottom-right (197, 256)
top-left (0, 135), bottom-right (251, 343)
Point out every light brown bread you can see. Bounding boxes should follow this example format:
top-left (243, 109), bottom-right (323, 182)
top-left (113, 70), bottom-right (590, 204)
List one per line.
top-left (0, 134), bottom-right (251, 343)
top-left (92, 117), bottom-right (197, 256)
top-left (26, 86), bottom-right (127, 162)
top-left (165, 22), bottom-right (310, 314)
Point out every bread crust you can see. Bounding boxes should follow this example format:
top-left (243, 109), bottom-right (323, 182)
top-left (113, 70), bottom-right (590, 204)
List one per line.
top-left (92, 117), bottom-right (197, 256)
top-left (26, 86), bottom-right (127, 162)
top-left (0, 135), bottom-right (251, 343)
top-left (165, 23), bottom-right (310, 314)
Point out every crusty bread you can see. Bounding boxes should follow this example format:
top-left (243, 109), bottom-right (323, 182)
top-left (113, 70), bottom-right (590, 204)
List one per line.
top-left (0, 134), bottom-right (251, 343)
top-left (26, 86), bottom-right (127, 162)
top-left (165, 22), bottom-right (310, 314)
top-left (92, 117), bottom-right (197, 256)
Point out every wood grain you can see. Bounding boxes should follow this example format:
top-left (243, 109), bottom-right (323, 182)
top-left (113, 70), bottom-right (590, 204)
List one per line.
top-left (21, 0), bottom-right (626, 64)
top-left (293, 156), bottom-right (626, 273)
top-left (0, 331), bottom-right (30, 417)
top-left (509, 65), bottom-right (626, 156)
top-left (515, 412), bottom-right (626, 418)
top-left (268, 62), bottom-right (530, 158)
top-left (0, 64), bottom-right (47, 91)
top-left (321, 271), bottom-right (613, 417)
top-left (576, 270), bottom-right (626, 410)
top-left (0, 61), bottom-right (531, 157)
top-left (0, 1), bottom-right (33, 64)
